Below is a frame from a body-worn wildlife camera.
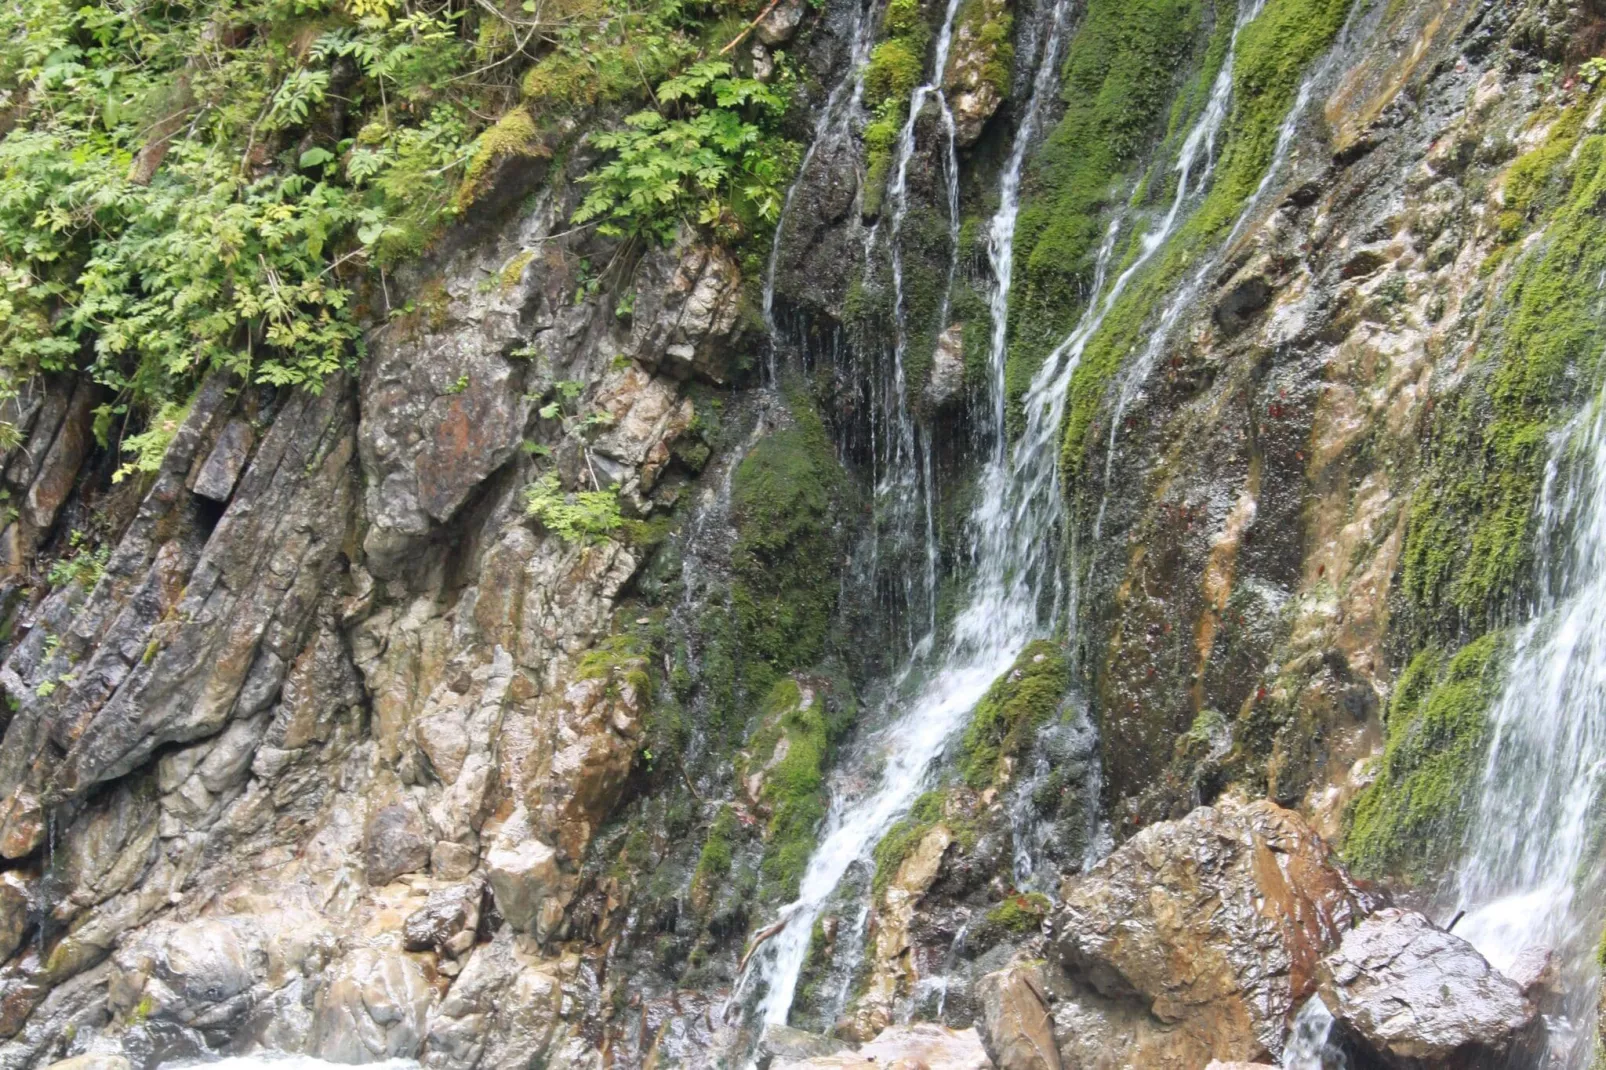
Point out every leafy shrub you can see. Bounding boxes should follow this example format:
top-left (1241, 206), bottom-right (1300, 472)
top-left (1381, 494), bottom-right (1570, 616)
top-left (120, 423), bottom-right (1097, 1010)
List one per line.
top-left (572, 60), bottom-right (795, 243)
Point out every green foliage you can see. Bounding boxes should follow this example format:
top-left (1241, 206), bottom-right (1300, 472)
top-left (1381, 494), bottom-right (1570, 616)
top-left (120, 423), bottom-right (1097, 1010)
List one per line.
top-left (959, 640), bottom-right (1070, 788)
top-left (0, 0), bottom-right (507, 428)
top-left (1402, 99), bottom-right (1606, 631)
top-left (572, 60), bottom-right (796, 243)
top-left (524, 472), bottom-right (624, 544)
top-left (864, 40), bottom-right (925, 109)
top-left (46, 531), bottom-right (109, 591)
top-left (1344, 633), bottom-right (1504, 883)
top-left (110, 398), bottom-right (191, 484)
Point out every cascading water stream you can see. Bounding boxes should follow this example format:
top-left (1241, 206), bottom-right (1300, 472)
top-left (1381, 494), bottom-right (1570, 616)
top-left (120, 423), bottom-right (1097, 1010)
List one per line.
top-left (1450, 372), bottom-right (1606, 1059)
top-left (982, 0), bottom-right (1076, 459)
top-left (730, 0), bottom-right (1273, 1032)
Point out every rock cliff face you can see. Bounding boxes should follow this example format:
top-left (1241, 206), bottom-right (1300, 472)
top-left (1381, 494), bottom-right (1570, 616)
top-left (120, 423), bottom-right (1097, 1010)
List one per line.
top-left (0, 0), bottom-right (1601, 1065)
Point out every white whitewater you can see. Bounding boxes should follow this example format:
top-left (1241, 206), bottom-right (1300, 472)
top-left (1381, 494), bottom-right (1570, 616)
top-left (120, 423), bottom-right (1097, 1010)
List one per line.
top-left (1453, 372), bottom-right (1606, 1041)
top-left (735, 0), bottom-right (1272, 1030)
top-left (1280, 997), bottom-right (1347, 1070)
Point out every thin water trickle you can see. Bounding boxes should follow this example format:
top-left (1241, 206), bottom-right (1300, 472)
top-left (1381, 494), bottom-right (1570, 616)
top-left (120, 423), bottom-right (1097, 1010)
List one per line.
top-left (1451, 372), bottom-right (1606, 1060)
top-left (762, 0), bottom-right (879, 383)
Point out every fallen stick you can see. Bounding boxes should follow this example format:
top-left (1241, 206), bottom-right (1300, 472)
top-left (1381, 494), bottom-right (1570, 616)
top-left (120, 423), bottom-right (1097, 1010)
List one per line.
top-left (719, 0), bottom-right (785, 55)
top-left (737, 915), bottom-right (792, 973)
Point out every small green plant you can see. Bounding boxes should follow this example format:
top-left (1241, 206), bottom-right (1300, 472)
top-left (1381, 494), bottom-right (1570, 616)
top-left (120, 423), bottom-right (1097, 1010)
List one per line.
top-left (524, 473), bottom-right (623, 544)
top-left (112, 400), bottom-right (191, 484)
top-left (46, 531), bottom-right (109, 591)
top-left (447, 374), bottom-right (470, 394)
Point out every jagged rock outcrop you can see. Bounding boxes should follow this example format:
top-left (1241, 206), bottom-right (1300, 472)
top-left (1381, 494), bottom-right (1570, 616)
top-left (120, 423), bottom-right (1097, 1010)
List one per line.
top-left (976, 962), bottom-right (1060, 1070)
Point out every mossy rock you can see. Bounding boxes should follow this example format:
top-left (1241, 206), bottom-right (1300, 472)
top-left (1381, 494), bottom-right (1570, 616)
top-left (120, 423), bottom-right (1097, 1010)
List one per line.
top-left (1344, 632), bottom-right (1506, 884)
top-left (959, 640), bottom-right (1072, 789)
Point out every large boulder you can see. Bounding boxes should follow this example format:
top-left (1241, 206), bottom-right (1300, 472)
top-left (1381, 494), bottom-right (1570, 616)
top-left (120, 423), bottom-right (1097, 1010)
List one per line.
top-left (1051, 799), bottom-right (1373, 1065)
top-left (976, 962), bottom-right (1060, 1070)
top-left (311, 947), bottom-right (434, 1063)
top-left (1317, 909), bottom-right (1541, 1069)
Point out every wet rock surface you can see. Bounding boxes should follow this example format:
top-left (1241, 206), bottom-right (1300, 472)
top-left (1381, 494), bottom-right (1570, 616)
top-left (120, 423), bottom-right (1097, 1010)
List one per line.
top-left (1050, 799), bottom-right (1372, 1065)
top-left (1317, 909), bottom-right (1541, 1069)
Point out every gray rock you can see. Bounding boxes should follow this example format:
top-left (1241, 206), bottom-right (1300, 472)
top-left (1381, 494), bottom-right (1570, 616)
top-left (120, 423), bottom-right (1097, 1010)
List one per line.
top-left (366, 800), bottom-right (433, 885)
top-left (1318, 909), bottom-right (1541, 1069)
top-left (755, 0), bottom-right (804, 44)
top-left (312, 947), bottom-right (433, 1062)
top-left (190, 419), bottom-right (255, 502)
top-left (923, 324), bottom-right (966, 410)
top-left (759, 1024), bottom-right (852, 1063)
top-left (404, 880), bottom-right (484, 955)
top-left (485, 809), bottom-right (565, 936)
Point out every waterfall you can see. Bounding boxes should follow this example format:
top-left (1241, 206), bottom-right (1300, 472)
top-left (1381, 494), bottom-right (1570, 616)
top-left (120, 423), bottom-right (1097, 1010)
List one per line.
top-left (1281, 998), bottom-right (1348, 1070)
top-left (983, 0), bottom-right (1077, 460)
top-left (1452, 375), bottom-right (1606, 1042)
top-left (731, 0), bottom-right (1273, 1031)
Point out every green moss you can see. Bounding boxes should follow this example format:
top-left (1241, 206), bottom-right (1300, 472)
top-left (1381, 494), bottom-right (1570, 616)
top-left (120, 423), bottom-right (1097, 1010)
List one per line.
top-left (1344, 633), bottom-right (1505, 884)
top-left (576, 634), bottom-right (654, 702)
top-left (730, 389), bottom-right (848, 686)
top-left (871, 790), bottom-right (948, 898)
top-left (692, 804), bottom-right (741, 901)
top-left (1051, 0), bottom-right (1352, 478)
top-left (984, 891), bottom-right (1051, 933)
top-left (959, 640), bottom-right (1071, 788)
top-left (1402, 102), bottom-right (1606, 630)
top-left (758, 678), bottom-right (833, 899)
top-left (865, 39), bottom-right (926, 110)
top-left (457, 108), bottom-right (546, 210)
top-left (1006, 0), bottom-right (1209, 413)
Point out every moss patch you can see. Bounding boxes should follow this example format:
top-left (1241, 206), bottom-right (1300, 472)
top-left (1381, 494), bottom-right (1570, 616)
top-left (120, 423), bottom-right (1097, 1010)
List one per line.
top-left (757, 678), bottom-right (833, 899)
top-left (1344, 633), bottom-right (1505, 884)
top-left (1402, 99), bottom-right (1606, 632)
top-left (959, 640), bottom-right (1071, 788)
top-left (456, 107), bottom-right (548, 210)
top-left (730, 390), bottom-right (848, 694)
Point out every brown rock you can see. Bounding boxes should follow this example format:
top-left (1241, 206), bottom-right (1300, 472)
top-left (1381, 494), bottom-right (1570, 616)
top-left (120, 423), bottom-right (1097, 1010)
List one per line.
top-left (976, 962), bottom-right (1060, 1070)
top-left (1052, 799), bottom-right (1372, 1064)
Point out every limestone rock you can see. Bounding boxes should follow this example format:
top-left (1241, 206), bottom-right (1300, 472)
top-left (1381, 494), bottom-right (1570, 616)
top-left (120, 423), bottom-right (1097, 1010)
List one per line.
top-left (773, 1023), bottom-right (991, 1070)
top-left (847, 824), bottom-right (953, 1039)
top-left (0, 874), bottom-right (31, 963)
top-left (942, 0), bottom-right (1009, 146)
top-left (623, 238), bottom-right (743, 384)
top-left (311, 947), bottom-right (434, 1062)
top-left (1052, 799), bottom-right (1371, 1064)
top-left (423, 930), bottom-right (565, 1070)
top-left (43, 1056), bottom-right (131, 1070)
top-left (485, 808), bottom-right (567, 936)
top-left (760, 1024), bottom-right (853, 1063)
top-left (404, 879), bottom-right (484, 956)
top-left (1317, 909), bottom-right (1541, 1069)
top-left (976, 962), bottom-right (1060, 1070)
